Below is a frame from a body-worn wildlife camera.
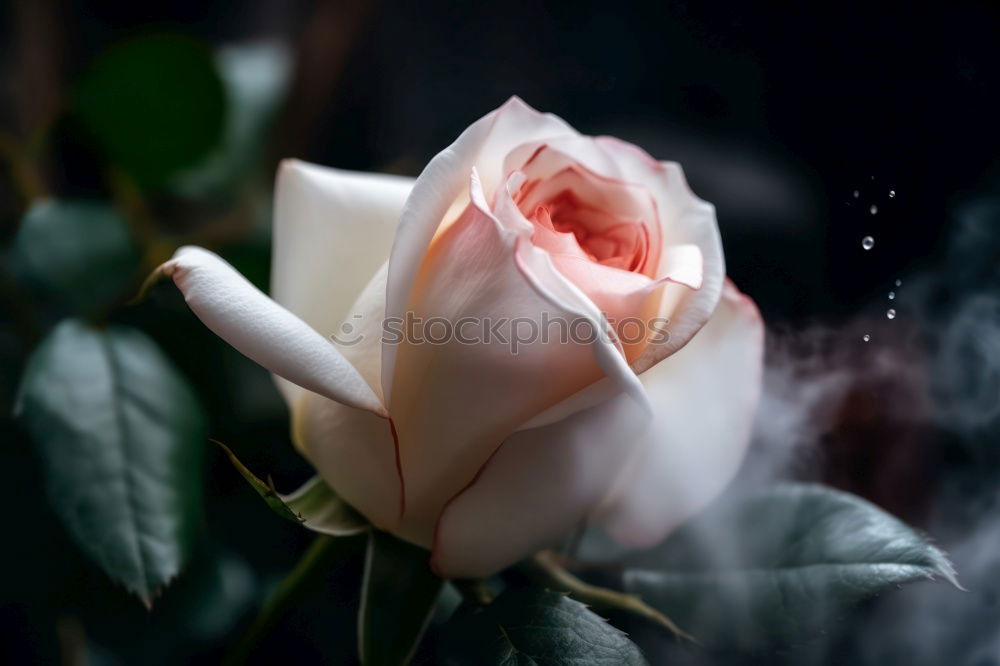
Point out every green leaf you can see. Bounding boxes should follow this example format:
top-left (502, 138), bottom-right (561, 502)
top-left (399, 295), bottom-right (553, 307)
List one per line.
top-left (283, 476), bottom-right (369, 536)
top-left (359, 531), bottom-right (443, 666)
top-left (169, 41), bottom-right (292, 200)
top-left (15, 319), bottom-right (205, 605)
top-left (215, 441), bottom-right (368, 536)
top-left (8, 199), bottom-right (140, 312)
top-left (73, 34), bottom-right (226, 187)
top-left (622, 483), bottom-right (957, 651)
top-left (440, 587), bottom-right (648, 665)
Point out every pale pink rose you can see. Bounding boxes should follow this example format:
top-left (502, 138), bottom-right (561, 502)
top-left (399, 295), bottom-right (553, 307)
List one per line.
top-left (160, 97), bottom-right (764, 577)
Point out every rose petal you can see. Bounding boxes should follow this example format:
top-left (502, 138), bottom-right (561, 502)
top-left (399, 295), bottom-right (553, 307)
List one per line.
top-left (507, 136), bottom-right (724, 369)
top-left (388, 172), bottom-right (645, 546)
top-left (502, 140), bottom-right (711, 367)
top-left (431, 391), bottom-right (649, 578)
top-left (382, 97), bottom-right (577, 405)
top-left (517, 375), bottom-right (623, 430)
top-left (600, 279), bottom-right (765, 548)
top-left (160, 246), bottom-right (383, 414)
top-left (272, 160), bottom-right (413, 404)
top-left (492, 174), bottom-right (648, 405)
top-left (594, 138), bottom-right (726, 372)
top-left (541, 245), bottom-right (703, 365)
top-left (288, 262), bottom-right (404, 529)
top-left (291, 392), bottom-right (401, 529)
top-left (503, 135), bottom-right (626, 184)
top-left (333, 261), bottom-right (390, 401)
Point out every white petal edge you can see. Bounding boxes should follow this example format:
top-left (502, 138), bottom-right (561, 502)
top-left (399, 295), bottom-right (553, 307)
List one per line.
top-left (160, 246), bottom-right (384, 415)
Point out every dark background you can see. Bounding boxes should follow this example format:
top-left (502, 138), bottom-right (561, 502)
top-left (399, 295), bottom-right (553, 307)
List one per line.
top-left (1, 1), bottom-right (999, 664)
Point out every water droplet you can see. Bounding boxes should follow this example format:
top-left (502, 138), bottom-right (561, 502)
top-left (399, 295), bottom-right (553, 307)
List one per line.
top-left (895, 278), bottom-right (902, 287)
top-left (852, 189), bottom-right (860, 198)
top-left (887, 308), bottom-right (896, 320)
top-left (870, 204), bottom-right (878, 215)
top-left (862, 236), bottom-right (875, 250)
top-left (863, 334), bottom-right (871, 342)
top-left (888, 291), bottom-right (896, 300)
top-left (889, 189), bottom-right (896, 198)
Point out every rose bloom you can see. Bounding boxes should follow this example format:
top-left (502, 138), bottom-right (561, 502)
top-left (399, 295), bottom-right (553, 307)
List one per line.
top-left (161, 98), bottom-right (763, 578)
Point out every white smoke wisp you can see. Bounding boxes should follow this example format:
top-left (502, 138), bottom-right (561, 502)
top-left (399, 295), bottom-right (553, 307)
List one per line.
top-left (738, 310), bottom-right (933, 496)
top-left (742, 324), bottom-right (853, 488)
top-left (929, 292), bottom-right (1000, 438)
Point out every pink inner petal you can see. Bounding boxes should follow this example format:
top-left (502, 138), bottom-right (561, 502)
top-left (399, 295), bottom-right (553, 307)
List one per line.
top-left (511, 149), bottom-right (663, 281)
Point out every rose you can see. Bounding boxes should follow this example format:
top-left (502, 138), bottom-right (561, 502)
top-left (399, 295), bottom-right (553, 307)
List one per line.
top-left (160, 97), bottom-right (764, 578)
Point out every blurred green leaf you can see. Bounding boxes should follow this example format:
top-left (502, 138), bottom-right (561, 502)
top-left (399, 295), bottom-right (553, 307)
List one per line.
top-left (15, 319), bottom-right (205, 605)
top-left (170, 41), bottom-right (292, 200)
top-left (7, 199), bottom-right (140, 313)
top-left (73, 34), bottom-right (226, 187)
top-left (161, 547), bottom-right (257, 644)
top-left (622, 483), bottom-right (958, 651)
top-left (216, 441), bottom-right (368, 536)
top-left (440, 587), bottom-right (648, 665)
top-left (359, 531), bottom-right (442, 666)
top-left (79, 543), bottom-right (258, 666)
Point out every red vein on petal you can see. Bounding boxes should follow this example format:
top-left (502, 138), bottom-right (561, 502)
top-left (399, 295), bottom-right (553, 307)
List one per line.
top-left (389, 418), bottom-right (406, 526)
top-left (428, 437), bottom-right (505, 578)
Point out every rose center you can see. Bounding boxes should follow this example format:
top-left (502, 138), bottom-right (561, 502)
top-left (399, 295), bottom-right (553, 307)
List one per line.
top-left (533, 189), bottom-right (651, 273)
top-left (506, 145), bottom-right (662, 279)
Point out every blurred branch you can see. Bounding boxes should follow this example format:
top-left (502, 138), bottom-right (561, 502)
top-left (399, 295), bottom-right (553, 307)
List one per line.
top-left (0, 132), bottom-right (47, 207)
top-left (56, 617), bottom-right (88, 666)
top-left (1, 0), bottom-right (64, 211)
top-left (107, 167), bottom-right (174, 271)
top-left (271, 0), bottom-right (374, 161)
top-left (9, 0), bottom-right (63, 140)
top-left (452, 578), bottom-right (494, 606)
top-left (109, 165), bottom-right (254, 264)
